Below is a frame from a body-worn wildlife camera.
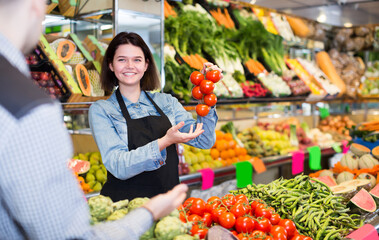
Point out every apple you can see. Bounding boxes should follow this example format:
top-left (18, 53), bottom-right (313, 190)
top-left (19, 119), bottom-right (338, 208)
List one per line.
top-left (31, 72), bottom-right (40, 80)
top-left (40, 72), bottom-right (51, 81)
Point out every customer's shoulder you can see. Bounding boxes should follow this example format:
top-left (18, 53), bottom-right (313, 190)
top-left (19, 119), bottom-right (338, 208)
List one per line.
top-left (0, 59), bottom-right (53, 119)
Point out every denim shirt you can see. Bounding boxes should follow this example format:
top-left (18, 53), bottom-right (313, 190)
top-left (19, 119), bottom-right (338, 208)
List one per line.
top-left (89, 90), bottom-right (218, 180)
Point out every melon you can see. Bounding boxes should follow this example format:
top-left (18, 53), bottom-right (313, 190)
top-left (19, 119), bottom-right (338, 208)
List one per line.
top-left (340, 153), bottom-right (359, 170)
top-left (68, 159), bottom-right (90, 174)
top-left (339, 179), bottom-right (372, 191)
top-left (349, 188), bottom-right (377, 212)
top-left (350, 143), bottom-right (370, 157)
top-left (319, 169), bottom-right (334, 178)
top-left (330, 185), bottom-right (357, 200)
top-left (358, 154), bottom-right (379, 169)
top-left (369, 183), bottom-right (379, 199)
top-left (75, 64), bottom-right (91, 96)
top-left (315, 176), bottom-right (337, 187)
top-left (372, 146), bottom-right (379, 160)
top-left (336, 171), bottom-right (355, 184)
top-left (67, 52), bottom-right (85, 64)
top-left (88, 70), bottom-right (104, 97)
top-left (57, 40), bottom-right (76, 62)
top-left (357, 173), bottom-right (377, 189)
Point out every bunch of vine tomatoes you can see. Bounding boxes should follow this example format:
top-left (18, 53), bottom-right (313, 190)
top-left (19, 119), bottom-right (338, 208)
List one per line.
top-left (190, 70), bottom-right (221, 117)
top-left (178, 194), bottom-right (313, 240)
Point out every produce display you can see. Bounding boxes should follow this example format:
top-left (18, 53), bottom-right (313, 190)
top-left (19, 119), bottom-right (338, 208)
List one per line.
top-left (332, 26), bottom-right (374, 52)
top-left (30, 71), bottom-right (65, 100)
top-left (318, 115), bottom-right (355, 141)
top-left (257, 72), bottom-right (291, 97)
top-left (70, 151), bottom-right (107, 193)
top-left (360, 61), bottom-right (379, 97)
top-left (232, 174), bottom-right (363, 239)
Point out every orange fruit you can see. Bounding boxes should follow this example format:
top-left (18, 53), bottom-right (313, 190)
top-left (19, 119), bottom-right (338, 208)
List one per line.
top-left (232, 157), bottom-right (239, 163)
top-left (82, 183), bottom-right (90, 191)
top-left (210, 148), bottom-right (220, 159)
top-left (77, 176), bottom-right (85, 185)
top-left (220, 150), bottom-right (229, 160)
top-left (228, 149), bottom-right (236, 158)
top-left (215, 130), bottom-right (225, 140)
top-left (239, 148), bottom-right (248, 156)
top-left (216, 140), bottom-right (228, 152)
top-left (224, 133), bottom-right (233, 141)
top-left (226, 158), bottom-right (234, 166)
top-left (228, 140), bottom-right (237, 149)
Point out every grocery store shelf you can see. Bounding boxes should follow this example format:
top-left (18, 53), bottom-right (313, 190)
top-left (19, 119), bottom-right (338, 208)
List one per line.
top-left (179, 147), bottom-right (337, 186)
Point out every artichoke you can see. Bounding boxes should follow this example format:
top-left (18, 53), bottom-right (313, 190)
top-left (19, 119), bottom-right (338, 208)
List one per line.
top-left (112, 199), bottom-right (129, 210)
top-left (106, 208), bottom-right (128, 221)
top-left (154, 216), bottom-right (192, 240)
top-left (88, 195), bottom-right (113, 221)
top-left (140, 222), bottom-right (156, 240)
top-left (127, 197), bottom-right (150, 212)
top-left (169, 209), bottom-right (180, 218)
top-left (173, 234), bottom-right (196, 240)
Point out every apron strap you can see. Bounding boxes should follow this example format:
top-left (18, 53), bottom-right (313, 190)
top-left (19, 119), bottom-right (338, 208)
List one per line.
top-left (115, 88), bottom-right (132, 121)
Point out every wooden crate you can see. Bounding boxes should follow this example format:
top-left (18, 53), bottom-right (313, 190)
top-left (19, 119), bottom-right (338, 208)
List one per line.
top-left (83, 35), bottom-right (106, 65)
top-left (46, 0), bottom-right (58, 14)
top-left (58, 0), bottom-right (77, 17)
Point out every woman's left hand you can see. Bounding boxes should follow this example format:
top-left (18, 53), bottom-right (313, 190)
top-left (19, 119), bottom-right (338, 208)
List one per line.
top-left (158, 122), bottom-right (204, 151)
top-left (201, 62), bottom-right (224, 80)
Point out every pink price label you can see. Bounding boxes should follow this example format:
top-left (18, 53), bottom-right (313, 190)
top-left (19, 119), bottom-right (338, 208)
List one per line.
top-left (198, 168), bottom-right (214, 190)
top-left (346, 224), bottom-right (379, 240)
top-left (341, 140), bottom-right (350, 154)
top-left (292, 150), bottom-right (305, 175)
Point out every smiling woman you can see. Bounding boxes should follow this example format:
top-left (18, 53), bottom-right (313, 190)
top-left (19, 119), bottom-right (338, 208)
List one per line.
top-left (89, 32), bottom-right (221, 201)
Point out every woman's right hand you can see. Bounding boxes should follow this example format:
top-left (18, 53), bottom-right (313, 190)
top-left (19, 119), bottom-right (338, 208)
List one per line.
top-left (158, 122), bottom-right (204, 151)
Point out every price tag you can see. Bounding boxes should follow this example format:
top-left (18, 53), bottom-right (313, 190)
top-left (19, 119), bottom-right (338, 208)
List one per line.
top-left (319, 107), bottom-right (330, 119)
top-left (234, 161), bottom-right (253, 188)
top-left (198, 168), bottom-right (214, 190)
top-left (307, 146), bottom-right (321, 170)
top-left (341, 140), bottom-right (350, 154)
top-left (251, 157), bottom-right (266, 174)
top-left (292, 150), bottom-right (305, 175)
top-left (332, 143), bottom-right (342, 153)
top-left (346, 224), bottom-right (379, 240)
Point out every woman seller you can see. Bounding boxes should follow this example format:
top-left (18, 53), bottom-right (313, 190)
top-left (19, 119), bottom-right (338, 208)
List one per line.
top-left (89, 32), bottom-right (221, 201)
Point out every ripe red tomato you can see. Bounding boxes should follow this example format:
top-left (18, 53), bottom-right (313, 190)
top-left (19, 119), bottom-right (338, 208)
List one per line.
top-left (230, 230), bottom-right (238, 237)
top-left (265, 236), bottom-right (274, 240)
top-left (183, 197), bottom-right (196, 209)
top-left (192, 86), bottom-right (203, 100)
top-left (179, 210), bottom-right (188, 223)
top-left (191, 224), bottom-right (208, 239)
top-left (250, 200), bottom-right (265, 214)
top-left (255, 205), bottom-right (272, 219)
top-left (235, 216), bottom-right (255, 233)
top-left (207, 196), bottom-right (221, 203)
top-left (206, 70), bottom-right (222, 83)
top-left (205, 196), bottom-right (221, 213)
top-left (202, 212), bottom-right (212, 227)
top-left (278, 219), bottom-right (297, 238)
top-left (196, 104), bottom-right (210, 117)
top-left (188, 214), bottom-right (202, 223)
top-left (189, 198), bottom-right (206, 216)
top-left (235, 194), bottom-right (249, 205)
top-left (237, 233), bottom-right (250, 240)
top-left (200, 80), bottom-right (215, 94)
top-left (269, 213), bottom-right (281, 225)
top-left (203, 93), bottom-right (217, 107)
top-left (250, 230), bottom-right (266, 238)
top-left (230, 202), bottom-right (249, 218)
top-left (270, 225), bottom-right (288, 240)
top-left (222, 194), bottom-right (236, 209)
top-left (219, 212), bottom-right (236, 229)
top-left (254, 217), bottom-right (271, 233)
top-left (290, 235), bottom-right (304, 240)
top-left (303, 237), bottom-right (312, 240)
top-left (190, 71), bottom-right (204, 85)
top-left (211, 207), bottom-right (226, 223)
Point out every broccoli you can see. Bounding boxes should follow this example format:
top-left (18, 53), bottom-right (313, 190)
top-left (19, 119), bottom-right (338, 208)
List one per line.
top-left (154, 216), bottom-right (192, 240)
top-left (88, 195), bottom-right (113, 221)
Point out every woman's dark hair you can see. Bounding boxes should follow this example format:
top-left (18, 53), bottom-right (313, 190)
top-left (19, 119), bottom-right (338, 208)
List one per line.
top-left (101, 32), bottom-right (160, 93)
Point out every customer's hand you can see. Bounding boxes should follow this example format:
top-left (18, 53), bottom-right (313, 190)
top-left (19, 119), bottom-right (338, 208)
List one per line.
top-left (158, 122), bottom-right (204, 151)
top-left (142, 184), bottom-right (188, 221)
top-left (201, 62), bottom-right (224, 80)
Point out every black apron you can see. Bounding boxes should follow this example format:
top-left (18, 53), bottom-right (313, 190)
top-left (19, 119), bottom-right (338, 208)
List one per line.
top-left (100, 89), bottom-right (179, 201)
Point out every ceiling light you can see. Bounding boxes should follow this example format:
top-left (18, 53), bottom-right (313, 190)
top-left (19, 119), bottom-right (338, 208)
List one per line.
top-left (317, 14), bottom-right (326, 23)
top-left (250, 0), bottom-right (256, 4)
top-left (344, 22), bottom-right (353, 27)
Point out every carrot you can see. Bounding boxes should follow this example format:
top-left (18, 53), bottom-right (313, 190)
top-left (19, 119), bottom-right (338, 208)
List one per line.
top-left (195, 54), bottom-right (207, 66)
top-left (223, 8), bottom-right (235, 29)
top-left (191, 54), bottom-right (202, 70)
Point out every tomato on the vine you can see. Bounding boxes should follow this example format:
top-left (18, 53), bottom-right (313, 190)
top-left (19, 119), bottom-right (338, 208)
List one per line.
top-left (179, 210), bottom-right (188, 223)
top-left (211, 207), bottom-right (226, 223)
top-left (269, 213), bottom-right (281, 225)
top-left (237, 233), bottom-right (250, 240)
top-left (255, 205), bottom-right (272, 219)
top-left (183, 197), bottom-right (196, 209)
top-left (250, 200), bottom-right (265, 214)
top-left (230, 202), bottom-right (249, 218)
top-left (235, 216), bottom-right (255, 233)
top-left (250, 230), bottom-right (266, 238)
top-left (188, 214), bottom-right (202, 223)
top-left (190, 71), bottom-right (204, 85)
top-left (219, 212), bottom-right (236, 229)
top-left (204, 93), bottom-right (217, 107)
top-left (230, 230), bottom-right (238, 237)
top-left (222, 194), bottom-right (236, 209)
top-left (202, 212), bottom-right (212, 227)
top-left (278, 219), bottom-right (297, 238)
top-left (200, 80), bottom-right (215, 94)
top-left (303, 237), bottom-right (312, 240)
top-left (189, 198), bottom-right (206, 216)
top-left (191, 224), bottom-right (208, 239)
top-left (235, 194), bottom-right (249, 205)
top-left (206, 70), bottom-right (222, 83)
top-left (205, 196), bottom-right (220, 213)
top-left (196, 104), bottom-right (210, 117)
top-left (254, 217), bottom-right (271, 233)
top-left (192, 86), bottom-right (203, 100)
top-left (270, 225), bottom-right (288, 240)
top-left (290, 235), bottom-right (305, 240)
